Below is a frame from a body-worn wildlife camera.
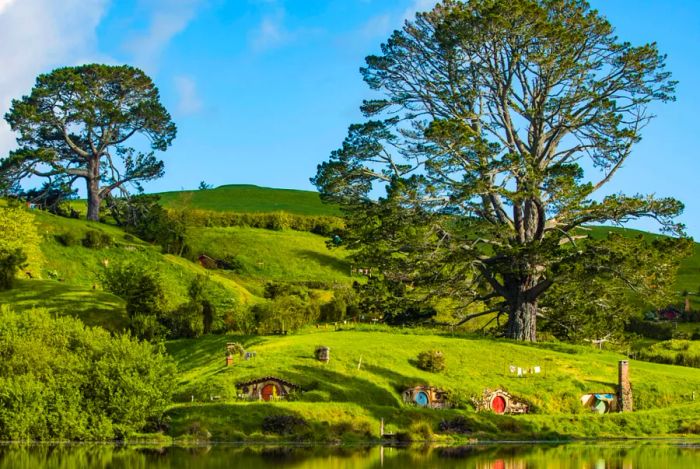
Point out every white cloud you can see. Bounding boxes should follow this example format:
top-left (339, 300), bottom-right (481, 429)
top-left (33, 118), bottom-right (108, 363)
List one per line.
top-left (250, 9), bottom-right (290, 51)
top-left (0, 0), bottom-right (16, 15)
top-left (174, 75), bottom-right (203, 115)
top-left (124, 0), bottom-right (206, 71)
top-left (0, 0), bottom-right (110, 159)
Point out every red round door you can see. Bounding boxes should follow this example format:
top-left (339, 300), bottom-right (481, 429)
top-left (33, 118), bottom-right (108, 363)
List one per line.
top-left (261, 383), bottom-right (280, 401)
top-left (491, 395), bottom-right (506, 414)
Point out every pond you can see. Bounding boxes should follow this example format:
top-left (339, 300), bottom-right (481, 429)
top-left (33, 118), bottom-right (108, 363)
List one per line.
top-left (0, 441), bottom-right (698, 468)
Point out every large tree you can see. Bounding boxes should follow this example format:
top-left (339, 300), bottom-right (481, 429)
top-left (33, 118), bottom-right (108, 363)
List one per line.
top-left (312, 0), bottom-right (686, 341)
top-left (2, 64), bottom-right (176, 221)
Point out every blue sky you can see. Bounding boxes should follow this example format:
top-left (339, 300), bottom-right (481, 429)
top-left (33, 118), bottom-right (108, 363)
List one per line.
top-left (0, 0), bottom-right (698, 236)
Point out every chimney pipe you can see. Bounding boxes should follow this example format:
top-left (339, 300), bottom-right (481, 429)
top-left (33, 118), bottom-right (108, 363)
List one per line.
top-left (618, 360), bottom-right (633, 412)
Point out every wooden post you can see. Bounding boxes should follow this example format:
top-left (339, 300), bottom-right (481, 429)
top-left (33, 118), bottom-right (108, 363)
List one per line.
top-left (380, 418), bottom-right (385, 437)
top-left (618, 360), bottom-right (633, 412)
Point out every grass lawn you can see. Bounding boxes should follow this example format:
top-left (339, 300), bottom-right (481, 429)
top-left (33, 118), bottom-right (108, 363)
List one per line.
top-left (164, 327), bottom-right (700, 441)
top-left (186, 226), bottom-right (352, 285)
top-left (0, 279), bottom-right (128, 331)
top-left (156, 184), bottom-right (340, 216)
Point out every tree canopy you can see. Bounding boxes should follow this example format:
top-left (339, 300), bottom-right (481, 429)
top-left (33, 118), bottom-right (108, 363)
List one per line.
top-left (2, 64), bottom-right (176, 221)
top-left (313, 0), bottom-right (688, 341)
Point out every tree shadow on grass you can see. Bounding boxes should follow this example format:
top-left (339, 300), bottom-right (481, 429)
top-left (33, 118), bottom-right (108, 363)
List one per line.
top-left (0, 280), bottom-right (128, 330)
top-left (294, 250), bottom-right (350, 276)
top-left (284, 364), bottom-right (402, 408)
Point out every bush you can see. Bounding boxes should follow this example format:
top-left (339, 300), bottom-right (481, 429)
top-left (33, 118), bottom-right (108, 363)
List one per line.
top-left (82, 230), bottom-right (112, 249)
top-left (219, 255), bottom-right (245, 273)
top-left (0, 307), bottom-right (175, 440)
top-left (56, 232), bottom-right (80, 246)
top-left (638, 340), bottom-right (700, 368)
top-left (319, 297), bottom-right (347, 322)
top-left (253, 296), bottom-right (320, 334)
top-left (261, 415), bottom-right (308, 435)
top-left (438, 416), bottom-right (474, 434)
top-left (416, 349), bottom-right (446, 373)
top-left (626, 317), bottom-right (673, 340)
top-left (174, 208), bottom-right (345, 235)
top-left (100, 261), bottom-right (166, 338)
top-left (0, 248), bottom-right (27, 291)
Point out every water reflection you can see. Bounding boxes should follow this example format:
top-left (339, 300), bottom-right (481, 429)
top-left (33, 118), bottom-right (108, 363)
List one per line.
top-left (0, 442), bottom-right (698, 468)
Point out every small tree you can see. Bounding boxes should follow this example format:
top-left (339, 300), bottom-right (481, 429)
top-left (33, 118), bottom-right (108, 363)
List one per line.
top-left (2, 64), bottom-right (176, 221)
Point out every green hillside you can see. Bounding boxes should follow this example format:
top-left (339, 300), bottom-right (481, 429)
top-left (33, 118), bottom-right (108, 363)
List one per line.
top-left (165, 328), bottom-right (700, 441)
top-left (157, 184), bottom-right (340, 216)
top-left (0, 207), bottom-right (351, 330)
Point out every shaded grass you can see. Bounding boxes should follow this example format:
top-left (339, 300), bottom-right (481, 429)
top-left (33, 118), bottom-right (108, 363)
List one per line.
top-left (0, 279), bottom-right (128, 331)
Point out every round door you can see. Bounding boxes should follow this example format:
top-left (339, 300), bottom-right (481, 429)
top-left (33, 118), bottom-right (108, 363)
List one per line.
top-left (261, 383), bottom-right (280, 401)
top-left (414, 391), bottom-right (430, 407)
top-left (593, 399), bottom-right (608, 414)
top-left (491, 395), bottom-right (506, 414)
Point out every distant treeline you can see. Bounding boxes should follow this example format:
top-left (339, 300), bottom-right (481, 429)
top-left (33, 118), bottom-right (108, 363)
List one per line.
top-left (171, 209), bottom-right (345, 235)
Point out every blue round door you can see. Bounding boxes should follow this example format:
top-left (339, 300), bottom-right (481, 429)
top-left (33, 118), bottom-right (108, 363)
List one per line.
top-left (414, 391), bottom-right (429, 407)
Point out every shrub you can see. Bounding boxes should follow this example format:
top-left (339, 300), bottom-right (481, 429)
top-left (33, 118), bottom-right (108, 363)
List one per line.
top-left (219, 255), bottom-right (245, 273)
top-left (100, 261), bottom-right (166, 338)
top-left (319, 297), bottom-right (346, 322)
top-left (416, 349), bottom-right (446, 372)
top-left (82, 230), bottom-right (112, 249)
top-left (56, 232), bottom-right (80, 246)
top-left (0, 307), bottom-right (175, 440)
top-left (0, 248), bottom-right (27, 290)
top-left (261, 415), bottom-right (308, 435)
top-left (438, 416), bottom-right (474, 434)
top-left (253, 296), bottom-right (320, 334)
top-left (626, 317), bottom-right (673, 340)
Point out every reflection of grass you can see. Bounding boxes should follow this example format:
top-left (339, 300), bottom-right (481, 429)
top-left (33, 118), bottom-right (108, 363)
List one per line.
top-left (0, 280), bottom-right (128, 331)
top-left (166, 328), bottom-right (700, 440)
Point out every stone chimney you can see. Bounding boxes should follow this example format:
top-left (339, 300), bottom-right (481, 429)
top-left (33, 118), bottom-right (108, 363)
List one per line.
top-left (618, 360), bottom-right (633, 412)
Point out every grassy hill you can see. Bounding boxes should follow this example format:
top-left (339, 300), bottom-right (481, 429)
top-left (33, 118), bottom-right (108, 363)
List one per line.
top-left (0, 205), bottom-right (352, 330)
top-left (165, 327), bottom-right (700, 441)
top-left (156, 184), bottom-right (340, 216)
top-left (5, 187), bottom-right (700, 442)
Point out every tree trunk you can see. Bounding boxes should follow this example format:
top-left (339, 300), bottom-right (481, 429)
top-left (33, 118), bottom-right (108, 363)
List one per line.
top-left (86, 174), bottom-right (101, 222)
top-left (506, 298), bottom-right (537, 341)
top-left (505, 276), bottom-right (538, 342)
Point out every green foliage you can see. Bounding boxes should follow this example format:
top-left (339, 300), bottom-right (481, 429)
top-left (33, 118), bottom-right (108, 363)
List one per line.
top-left (0, 205), bottom-right (42, 277)
top-left (541, 233), bottom-right (692, 342)
top-left (261, 415), bottom-right (308, 435)
top-left (178, 208), bottom-right (344, 236)
top-left (82, 230), bottom-right (113, 249)
top-left (638, 340), bottom-right (700, 368)
top-left (0, 248), bottom-right (27, 290)
top-left (415, 349), bottom-right (446, 373)
top-left (100, 261), bottom-right (166, 339)
top-left (253, 296), bottom-right (320, 334)
top-left (312, 0), bottom-right (683, 341)
top-left (626, 318), bottom-right (673, 341)
top-left (319, 297), bottom-right (347, 322)
top-left (108, 195), bottom-right (189, 255)
top-left (2, 64), bottom-right (176, 221)
top-left (0, 307), bottom-right (175, 440)
top-left (56, 231), bottom-right (80, 247)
